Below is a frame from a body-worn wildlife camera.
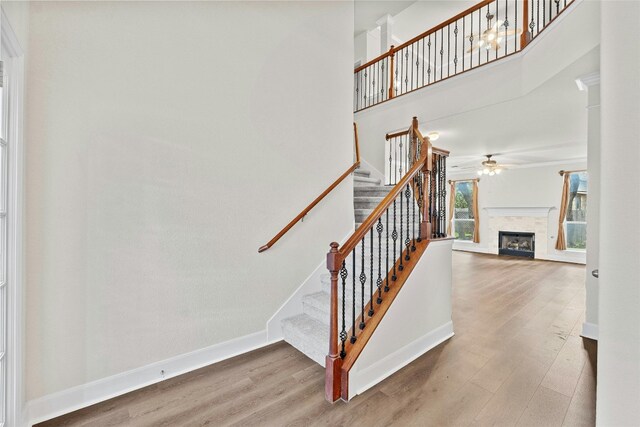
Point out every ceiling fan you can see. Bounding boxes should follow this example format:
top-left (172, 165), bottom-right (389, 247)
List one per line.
top-left (477, 154), bottom-right (507, 176)
top-left (466, 13), bottom-right (523, 53)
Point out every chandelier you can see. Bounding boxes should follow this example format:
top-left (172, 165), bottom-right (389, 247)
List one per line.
top-left (477, 155), bottom-right (504, 176)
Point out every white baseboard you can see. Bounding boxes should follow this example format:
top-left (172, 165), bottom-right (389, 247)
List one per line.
top-left (581, 322), bottom-right (599, 341)
top-left (27, 330), bottom-right (274, 426)
top-left (349, 321), bottom-right (454, 398)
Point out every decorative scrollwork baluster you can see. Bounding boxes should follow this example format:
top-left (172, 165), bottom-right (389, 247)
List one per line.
top-left (339, 261), bottom-right (348, 358)
top-left (351, 248), bottom-right (356, 343)
top-left (376, 218), bottom-right (383, 304)
top-left (359, 238), bottom-right (366, 330)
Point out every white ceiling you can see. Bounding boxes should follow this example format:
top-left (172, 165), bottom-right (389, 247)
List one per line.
top-left (354, 0), bottom-right (416, 36)
top-left (431, 48), bottom-right (599, 174)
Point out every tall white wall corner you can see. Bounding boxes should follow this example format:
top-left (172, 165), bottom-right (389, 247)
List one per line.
top-left (26, 331), bottom-right (270, 426)
top-left (598, 1), bottom-right (640, 425)
top-left (348, 238), bottom-right (454, 400)
top-left (580, 73), bottom-right (601, 336)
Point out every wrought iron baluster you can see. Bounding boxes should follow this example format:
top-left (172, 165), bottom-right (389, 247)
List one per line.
top-left (486, 7), bottom-right (490, 63)
top-left (399, 137), bottom-right (403, 178)
top-left (385, 207), bottom-right (390, 291)
top-left (470, 12), bottom-right (474, 68)
top-left (351, 248), bottom-right (356, 343)
top-left (515, 0), bottom-right (518, 52)
top-left (505, 0), bottom-right (510, 56)
top-left (462, 17), bottom-right (465, 71)
top-left (412, 177), bottom-right (417, 251)
top-left (478, 10), bottom-right (481, 65)
top-left (399, 191), bottom-right (404, 271)
top-left (530, 0), bottom-right (536, 40)
top-left (421, 38), bottom-right (425, 87)
top-left (377, 218), bottom-right (383, 303)
top-left (447, 24), bottom-right (451, 77)
top-left (411, 43), bottom-right (417, 90)
top-left (428, 34), bottom-right (432, 84)
top-left (405, 184), bottom-right (411, 260)
top-left (364, 69), bottom-right (368, 108)
top-left (537, 0), bottom-right (540, 35)
top-left (454, 22), bottom-right (458, 74)
top-left (404, 49), bottom-right (409, 93)
top-left (392, 199), bottom-right (398, 280)
top-left (440, 29), bottom-right (444, 80)
top-left (359, 238), bottom-right (366, 330)
top-left (369, 228), bottom-right (374, 316)
top-left (417, 172), bottom-right (424, 243)
top-left (388, 139), bottom-right (392, 185)
top-left (339, 260), bottom-right (347, 358)
top-left (440, 155), bottom-right (447, 236)
top-left (495, 1), bottom-right (499, 61)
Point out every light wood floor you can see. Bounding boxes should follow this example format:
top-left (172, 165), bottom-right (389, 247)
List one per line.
top-left (39, 251), bottom-right (596, 426)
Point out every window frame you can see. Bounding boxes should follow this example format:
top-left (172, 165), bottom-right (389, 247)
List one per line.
top-left (452, 181), bottom-right (476, 242)
top-left (563, 172), bottom-right (588, 251)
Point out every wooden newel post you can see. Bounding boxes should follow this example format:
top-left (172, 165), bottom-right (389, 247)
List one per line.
top-left (325, 242), bottom-right (342, 402)
top-left (421, 139), bottom-right (433, 240)
top-left (388, 45), bottom-right (395, 99)
top-left (521, 0), bottom-right (530, 48)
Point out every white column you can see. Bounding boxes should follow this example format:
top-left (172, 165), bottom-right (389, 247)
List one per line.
top-left (376, 14), bottom-right (394, 54)
top-left (597, 1), bottom-right (640, 425)
top-left (575, 73), bottom-right (600, 340)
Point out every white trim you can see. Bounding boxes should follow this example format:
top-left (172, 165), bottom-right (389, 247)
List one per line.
top-left (484, 206), bottom-right (555, 217)
top-left (581, 322), bottom-right (599, 341)
top-left (575, 72), bottom-right (600, 91)
top-left (349, 321), bottom-right (454, 399)
top-left (27, 331), bottom-right (273, 426)
top-left (1, 8), bottom-right (25, 427)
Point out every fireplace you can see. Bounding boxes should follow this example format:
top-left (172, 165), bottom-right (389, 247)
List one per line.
top-left (498, 231), bottom-right (535, 258)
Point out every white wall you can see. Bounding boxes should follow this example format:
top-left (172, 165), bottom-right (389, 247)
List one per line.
top-left (597, 1), bottom-right (640, 424)
top-left (349, 239), bottom-right (454, 399)
top-left (24, 0), bottom-right (354, 404)
top-left (449, 162), bottom-right (587, 264)
top-left (1, 3), bottom-right (29, 425)
top-left (583, 81), bottom-right (599, 339)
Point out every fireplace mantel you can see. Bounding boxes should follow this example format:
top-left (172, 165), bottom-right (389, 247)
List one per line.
top-left (484, 207), bottom-right (556, 217)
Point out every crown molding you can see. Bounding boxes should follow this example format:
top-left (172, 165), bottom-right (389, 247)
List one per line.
top-left (575, 72), bottom-right (600, 91)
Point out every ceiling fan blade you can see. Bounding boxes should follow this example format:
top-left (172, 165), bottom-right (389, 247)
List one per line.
top-left (497, 28), bottom-right (523, 37)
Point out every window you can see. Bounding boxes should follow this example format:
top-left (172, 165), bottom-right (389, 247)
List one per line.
top-left (453, 181), bottom-right (475, 241)
top-left (565, 172), bottom-right (588, 250)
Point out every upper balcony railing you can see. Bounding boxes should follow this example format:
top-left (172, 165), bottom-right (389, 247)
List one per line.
top-left (354, 0), bottom-right (575, 112)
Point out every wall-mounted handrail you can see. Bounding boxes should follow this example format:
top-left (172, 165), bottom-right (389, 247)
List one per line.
top-left (353, 0), bottom-right (575, 112)
top-left (258, 123), bottom-right (361, 253)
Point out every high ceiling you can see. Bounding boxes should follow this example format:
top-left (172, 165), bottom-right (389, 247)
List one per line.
top-left (428, 48), bottom-right (599, 174)
top-left (354, 0), bottom-right (415, 36)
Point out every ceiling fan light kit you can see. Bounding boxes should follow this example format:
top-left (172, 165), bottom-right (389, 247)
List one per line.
top-left (477, 154), bottom-right (505, 176)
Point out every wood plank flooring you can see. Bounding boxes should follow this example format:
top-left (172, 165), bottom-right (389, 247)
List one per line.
top-left (38, 251), bottom-right (597, 426)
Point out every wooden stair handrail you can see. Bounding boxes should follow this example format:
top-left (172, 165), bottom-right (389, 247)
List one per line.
top-left (354, 0), bottom-right (496, 74)
top-left (258, 123), bottom-right (361, 253)
top-left (326, 116), bottom-right (442, 401)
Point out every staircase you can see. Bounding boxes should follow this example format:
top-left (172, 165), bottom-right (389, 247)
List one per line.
top-left (281, 167), bottom-right (417, 366)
